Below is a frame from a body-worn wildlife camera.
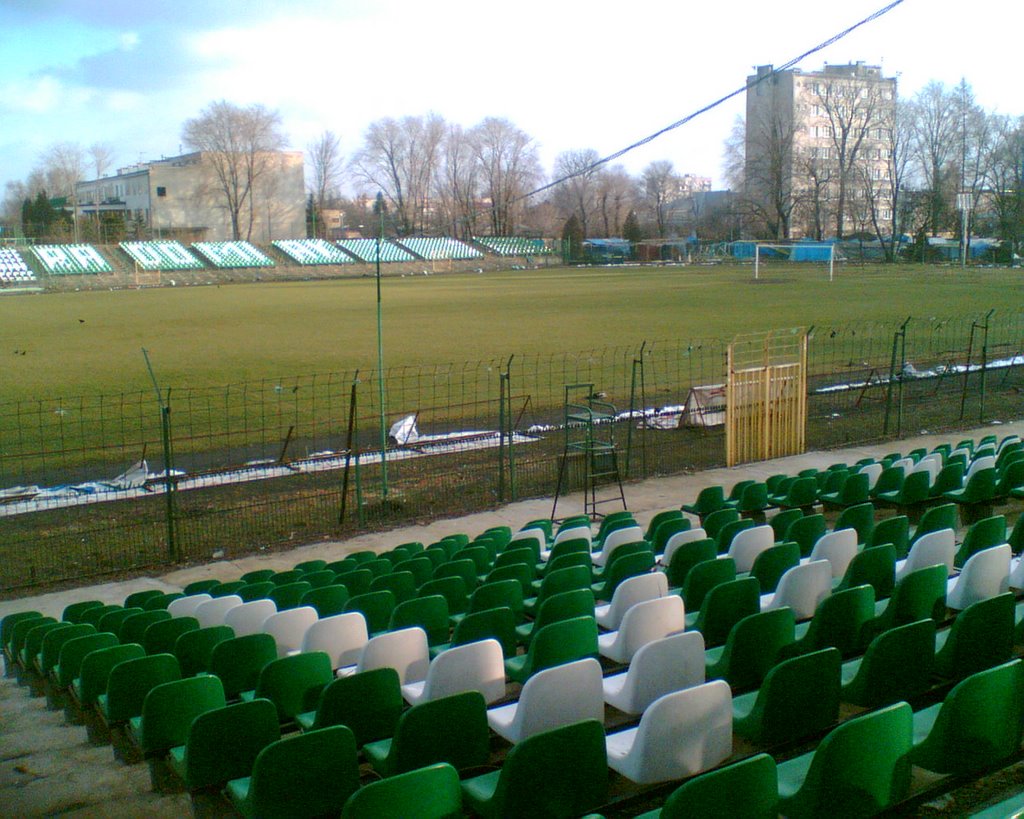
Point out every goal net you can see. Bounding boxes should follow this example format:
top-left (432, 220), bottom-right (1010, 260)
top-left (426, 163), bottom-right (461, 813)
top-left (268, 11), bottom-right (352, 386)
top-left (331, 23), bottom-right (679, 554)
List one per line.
top-left (753, 243), bottom-right (839, 281)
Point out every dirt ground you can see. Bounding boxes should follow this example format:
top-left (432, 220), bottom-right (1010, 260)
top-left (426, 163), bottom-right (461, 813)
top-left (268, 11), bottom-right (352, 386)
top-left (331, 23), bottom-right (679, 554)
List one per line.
top-left (3, 420), bottom-right (1024, 817)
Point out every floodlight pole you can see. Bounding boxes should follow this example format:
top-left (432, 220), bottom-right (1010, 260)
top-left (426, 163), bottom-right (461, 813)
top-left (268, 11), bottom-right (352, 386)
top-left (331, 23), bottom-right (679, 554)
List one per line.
top-left (375, 193), bottom-right (389, 500)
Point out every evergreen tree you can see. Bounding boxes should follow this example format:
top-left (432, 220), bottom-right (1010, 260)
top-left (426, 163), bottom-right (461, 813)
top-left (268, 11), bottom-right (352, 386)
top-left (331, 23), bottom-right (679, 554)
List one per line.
top-left (622, 210), bottom-right (643, 258)
top-left (561, 213), bottom-right (583, 263)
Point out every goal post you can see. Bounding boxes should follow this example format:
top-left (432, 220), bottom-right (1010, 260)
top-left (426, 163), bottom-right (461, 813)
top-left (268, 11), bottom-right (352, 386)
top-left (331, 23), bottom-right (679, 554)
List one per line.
top-left (753, 242), bottom-right (837, 281)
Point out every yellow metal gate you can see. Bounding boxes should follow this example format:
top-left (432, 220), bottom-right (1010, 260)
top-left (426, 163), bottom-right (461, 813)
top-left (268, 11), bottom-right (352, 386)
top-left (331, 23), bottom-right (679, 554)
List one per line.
top-left (726, 329), bottom-right (807, 466)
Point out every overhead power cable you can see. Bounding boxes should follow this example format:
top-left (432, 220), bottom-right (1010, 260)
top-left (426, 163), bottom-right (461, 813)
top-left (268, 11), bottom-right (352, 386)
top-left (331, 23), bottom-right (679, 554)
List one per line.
top-left (518, 0), bottom-right (906, 202)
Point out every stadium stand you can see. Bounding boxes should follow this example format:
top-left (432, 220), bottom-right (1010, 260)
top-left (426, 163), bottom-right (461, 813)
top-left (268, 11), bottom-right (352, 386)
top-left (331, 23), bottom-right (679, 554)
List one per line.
top-left (31, 244), bottom-right (112, 275)
top-left (0, 247), bottom-right (35, 283)
top-left (120, 241), bottom-right (204, 271)
top-left (336, 239), bottom-right (415, 264)
top-left (474, 236), bottom-right (553, 256)
top-left (395, 237), bottom-right (483, 261)
top-left (272, 239), bottom-right (354, 266)
top-left (192, 241), bottom-right (274, 269)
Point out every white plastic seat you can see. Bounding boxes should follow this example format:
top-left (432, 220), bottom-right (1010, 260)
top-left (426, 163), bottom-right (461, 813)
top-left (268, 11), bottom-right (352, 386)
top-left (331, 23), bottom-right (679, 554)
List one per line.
top-left (336, 626), bottom-right (429, 684)
top-left (223, 599), bottom-right (278, 638)
top-left (761, 559), bottom-right (832, 620)
top-left (1009, 556), bottom-right (1024, 590)
top-left (604, 680), bottom-right (733, 784)
top-left (509, 530), bottom-right (545, 557)
top-left (167, 593), bottom-right (212, 619)
top-left (540, 525), bottom-right (592, 560)
top-left (593, 526), bottom-right (646, 567)
top-left (910, 457), bottom-right (939, 487)
top-left (895, 528), bottom-right (955, 581)
top-left (401, 638), bottom-right (505, 706)
top-left (595, 572), bottom-right (669, 630)
top-left (262, 606), bottom-right (318, 657)
top-left (965, 454), bottom-right (997, 482)
top-left (291, 611), bottom-right (368, 669)
top-left (603, 631), bottom-right (706, 715)
top-left (487, 657), bottom-right (604, 743)
top-left (946, 544), bottom-right (1011, 610)
top-left (997, 436), bottom-right (1021, 456)
top-left (726, 525), bottom-right (775, 573)
top-left (891, 457), bottom-right (915, 474)
top-left (598, 595), bottom-right (686, 664)
top-left (194, 595), bottom-right (243, 628)
top-left (805, 528), bottom-right (858, 578)
top-left (857, 462), bottom-right (883, 490)
top-left (659, 527), bottom-right (708, 567)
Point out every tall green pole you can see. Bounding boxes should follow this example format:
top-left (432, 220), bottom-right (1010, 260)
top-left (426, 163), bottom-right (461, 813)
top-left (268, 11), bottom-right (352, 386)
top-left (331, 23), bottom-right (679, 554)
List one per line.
top-left (375, 193), bottom-right (388, 500)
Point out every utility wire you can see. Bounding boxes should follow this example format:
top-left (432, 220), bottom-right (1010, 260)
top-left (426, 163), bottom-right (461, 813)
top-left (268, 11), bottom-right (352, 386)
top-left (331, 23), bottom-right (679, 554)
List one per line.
top-left (518, 0), bottom-right (906, 202)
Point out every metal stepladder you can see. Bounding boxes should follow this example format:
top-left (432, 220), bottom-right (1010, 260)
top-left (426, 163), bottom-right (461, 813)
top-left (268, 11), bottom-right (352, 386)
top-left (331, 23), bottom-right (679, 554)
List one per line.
top-left (551, 383), bottom-right (627, 521)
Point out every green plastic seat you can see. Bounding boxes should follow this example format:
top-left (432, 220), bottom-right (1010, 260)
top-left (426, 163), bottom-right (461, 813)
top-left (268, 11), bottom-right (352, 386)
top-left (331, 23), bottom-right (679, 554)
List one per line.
top-left (911, 503), bottom-right (958, 545)
top-left (834, 542), bottom-right (896, 601)
top-left (239, 651), bottom-right (333, 723)
top-left (869, 465), bottom-right (905, 500)
top-left (348, 549), bottom-right (379, 564)
top-left (435, 606), bottom-right (518, 659)
top-left (363, 690), bottom-right (490, 777)
top-left (524, 565), bottom-right (591, 617)
top-left (455, 579), bottom-right (524, 625)
top-left (934, 592), bottom-right (1015, 681)
top-left (73, 642), bottom-right (146, 710)
top-left (129, 675), bottom-right (226, 758)
top-left (840, 618), bottom-right (935, 707)
top-left (680, 555), bottom-right (737, 612)
top-left (701, 506), bottom-right (739, 541)
top-left (2, 611), bottom-right (42, 670)
top-left (635, 752), bottom-right (778, 819)
top-left (725, 479), bottom-right (757, 506)
top-left (226, 724), bottom-right (360, 819)
top-left (682, 485), bottom-right (726, 519)
top-left (705, 606), bottom-right (795, 690)
top-left (119, 610), bottom-right (172, 644)
top-left (504, 615), bottom-right (599, 684)
top-left (649, 513), bottom-right (689, 555)
top-left (208, 633), bottom-right (277, 700)
top-left (769, 509), bottom-right (803, 543)
top-left (821, 472), bottom-right (870, 511)
top-left (344, 590), bottom-right (397, 634)
top-left (535, 549), bottom-right (592, 583)
top-left (19, 620), bottom-right (61, 675)
top-left (453, 545), bottom-right (492, 577)
top-left (875, 469), bottom-right (930, 514)
top-left (337, 569), bottom-right (374, 598)
top-left (746, 541), bottom-right (800, 594)
top-left (686, 574), bottom-right (760, 649)
top-left (237, 581), bottom-right (275, 602)
top-left (515, 588), bottom-right (595, 646)
top-left (142, 616), bottom-right (200, 656)
top-left (370, 571), bottom-right (417, 605)
top-left (143, 592), bottom-right (183, 611)
top-left (271, 569), bottom-right (305, 586)
top-left (364, 559), bottom-right (394, 579)
top-left (715, 518), bottom-right (755, 554)
top-left (930, 462), bottom-right (966, 499)
top-left (461, 719), bottom-right (608, 819)
top-left (326, 558), bottom-right (360, 577)
top-left (124, 589), bottom-right (166, 609)
top-left (300, 584), bottom-right (350, 617)
top-left (241, 569), bottom-right (276, 585)
top-left (418, 576), bottom-right (470, 615)
top-left (98, 653), bottom-right (181, 727)
top-left (392, 557), bottom-right (434, 588)
top-left (733, 648), bottom-right (841, 746)
top-left (734, 481), bottom-right (770, 519)
top-left (776, 702), bottom-right (913, 818)
top-left (62, 600), bottom-right (105, 623)
top-left (785, 513), bottom-right (826, 558)
top-left (665, 538), bottom-right (717, 589)
top-left (184, 579), bottom-right (222, 596)
top-left (174, 624), bottom-right (234, 677)
top-left (389, 594), bottom-right (450, 646)
top-left (859, 563), bottom-right (948, 647)
top-left (591, 549), bottom-right (655, 601)
top-left (911, 659), bottom-right (1024, 775)
top-left (167, 698), bottom-right (280, 792)
top-left (39, 622), bottom-right (96, 680)
top-left (768, 476), bottom-right (818, 512)
top-left (9, 615), bottom-right (52, 674)
top-left (268, 581), bottom-right (313, 611)
top-left (782, 584), bottom-right (875, 660)
top-left (295, 666), bottom-right (403, 743)
top-left (294, 558), bottom-right (328, 574)
top-left (54, 631), bottom-right (119, 690)
top-left (341, 762), bottom-right (462, 819)
top-left (211, 582), bottom-right (249, 598)
top-left (79, 604), bottom-right (123, 629)
top-left (301, 569), bottom-right (337, 589)
top-left (943, 467), bottom-right (998, 523)
top-left (869, 515), bottom-right (910, 558)
top-left (491, 547), bottom-right (537, 578)
top-left (433, 558), bottom-right (479, 593)
top-left (955, 514), bottom-right (1007, 568)
top-left (833, 502), bottom-right (874, 546)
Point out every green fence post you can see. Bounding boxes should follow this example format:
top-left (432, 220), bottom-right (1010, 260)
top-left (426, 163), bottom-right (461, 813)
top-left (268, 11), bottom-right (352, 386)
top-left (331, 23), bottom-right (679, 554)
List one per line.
top-left (625, 341), bottom-right (647, 479)
top-left (339, 371), bottom-right (359, 525)
top-left (142, 349), bottom-right (178, 563)
top-left (979, 308), bottom-right (994, 422)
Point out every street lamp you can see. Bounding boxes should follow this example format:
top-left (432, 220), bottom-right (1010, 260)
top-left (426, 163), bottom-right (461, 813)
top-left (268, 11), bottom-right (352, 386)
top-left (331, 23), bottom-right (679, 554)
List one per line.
top-left (374, 192), bottom-right (388, 499)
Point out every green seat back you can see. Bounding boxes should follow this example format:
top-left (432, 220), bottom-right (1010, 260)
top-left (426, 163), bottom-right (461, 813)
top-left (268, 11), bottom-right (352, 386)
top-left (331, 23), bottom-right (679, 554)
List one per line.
top-left (209, 633), bottom-right (277, 699)
top-left (141, 615), bottom-right (199, 657)
top-left (520, 589), bottom-right (595, 646)
top-left (143, 592), bottom-right (183, 611)
top-left (337, 569), bottom-right (374, 598)
top-left (103, 653), bottom-right (181, 724)
top-left (241, 569), bottom-right (276, 585)
top-left (2, 611), bottom-right (42, 662)
top-left (506, 615), bottom-right (598, 684)
top-left (80, 604), bottom-right (123, 628)
top-left (870, 466), bottom-right (904, 498)
top-left (491, 547), bottom-right (537, 575)
top-left (694, 575), bottom-right (760, 649)
top-left (453, 546), bottom-right (491, 576)
top-left (271, 569), bottom-right (305, 586)
top-left (540, 549), bottom-right (592, 579)
top-left (294, 559), bottom-right (328, 574)
top-left (934, 592), bottom-right (1015, 681)
top-left (389, 595), bottom-right (450, 646)
top-left (344, 590), bottom-right (397, 634)
top-left (777, 702), bottom-right (913, 818)
top-left (701, 506), bottom-right (738, 541)
top-left (349, 549), bottom-right (378, 564)
top-left (183, 579), bottom-right (222, 596)
top-left (40, 623), bottom-right (95, 676)
top-left (734, 648), bottom-right (841, 746)
top-left (392, 557), bottom-right (434, 588)
top-left (737, 482), bottom-right (770, 514)
top-left (949, 467), bottom-right (998, 504)
top-left (785, 514), bottom-right (826, 558)
top-left (835, 543), bottom-right (896, 601)
top-left (785, 585), bottom-right (875, 660)
top-left (119, 610), bottom-right (172, 644)
top-left (21, 621), bottom-right (63, 668)
top-left (955, 514), bottom-right (1007, 568)
top-left (656, 752), bottom-right (778, 819)
top-left (300, 569), bottom-right (337, 589)
top-left (870, 515), bottom-right (909, 558)
top-left (253, 651), bottom-right (334, 721)
top-left (174, 624), bottom-right (234, 677)
top-left (462, 719), bottom-right (608, 818)
top-left (911, 659), bottom-right (1024, 776)
top-left (930, 463), bottom-right (965, 498)
top-left (834, 502), bottom-right (874, 545)
top-left (137, 675), bottom-right (227, 756)
top-left (716, 518), bottom-right (755, 554)
top-left (10, 615), bottom-right (53, 667)
top-left (172, 698), bottom-right (280, 791)
top-left (370, 571), bottom-right (417, 605)
top-left (304, 666), bottom-right (403, 744)
top-left (593, 549), bottom-right (655, 601)
top-left (450, 606), bottom-right (518, 659)
top-left (465, 579), bottom-right (524, 622)
top-left (708, 606), bottom-right (795, 690)
top-left (364, 558), bottom-right (395, 579)
top-left (842, 619), bottom-right (935, 708)
top-left (649, 513), bottom-right (688, 553)
top-left (61, 600), bottom-right (104, 623)
top-left (124, 589), bottom-right (166, 610)
top-left (325, 558), bottom-right (360, 577)
top-left (269, 581), bottom-right (313, 611)
top-left (666, 538), bottom-right (718, 589)
top-left (238, 582), bottom-right (275, 602)
top-left (837, 473), bottom-right (870, 506)
top-left (341, 762), bottom-right (461, 819)
top-left (531, 565), bottom-right (592, 608)
top-left (682, 485), bottom-right (726, 518)
top-left (433, 559), bottom-right (479, 593)
top-left (769, 509), bottom-right (803, 543)
top-left (779, 476), bottom-right (818, 509)
top-left (912, 503), bottom-right (958, 543)
top-left (862, 563), bottom-right (947, 646)
top-left (56, 631), bottom-right (119, 689)
top-left (418, 576), bottom-right (470, 615)
top-left (77, 643), bottom-right (146, 707)
top-left (301, 584), bottom-right (350, 617)
top-left (749, 542), bottom-right (801, 595)
top-left (681, 555), bottom-right (736, 612)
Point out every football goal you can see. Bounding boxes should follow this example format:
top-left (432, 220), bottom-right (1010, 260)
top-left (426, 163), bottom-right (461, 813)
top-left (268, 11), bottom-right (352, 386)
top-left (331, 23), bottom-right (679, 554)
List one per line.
top-left (753, 243), bottom-right (839, 281)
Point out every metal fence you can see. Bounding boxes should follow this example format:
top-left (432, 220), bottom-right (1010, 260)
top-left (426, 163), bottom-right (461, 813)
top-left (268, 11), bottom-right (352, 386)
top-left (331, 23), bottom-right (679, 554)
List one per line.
top-left (2, 309), bottom-right (1022, 592)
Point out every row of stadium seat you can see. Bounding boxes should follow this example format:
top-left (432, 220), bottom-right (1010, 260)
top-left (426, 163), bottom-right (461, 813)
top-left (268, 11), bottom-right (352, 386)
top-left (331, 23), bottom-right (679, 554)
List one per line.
top-left (0, 248), bottom-right (35, 282)
top-left (192, 241), bottom-right (274, 269)
top-left (120, 241), bottom-right (205, 271)
top-left (474, 235), bottom-right (553, 256)
top-left (272, 239), bottom-right (353, 266)
top-left (397, 236), bottom-right (483, 261)
top-left (336, 238), bottom-right (416, 263)
top-left (32, 244), bottom-right (112, 275)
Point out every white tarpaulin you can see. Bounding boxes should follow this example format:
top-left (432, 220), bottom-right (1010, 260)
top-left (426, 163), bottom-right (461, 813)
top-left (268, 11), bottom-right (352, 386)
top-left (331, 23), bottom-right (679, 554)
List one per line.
top-left (680, 384), bottom-right (726, 427)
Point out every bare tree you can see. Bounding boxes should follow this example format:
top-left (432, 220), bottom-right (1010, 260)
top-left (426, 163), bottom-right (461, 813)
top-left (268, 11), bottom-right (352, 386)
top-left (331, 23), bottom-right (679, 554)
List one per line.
top-left (307, 130), bottom-right (344, 237)
top-left (434, 122), bottom-right (480, 238)
top-left (909, 81), bottom-right (960, 236)
top-left (182, 100), bottom-right (287, 240)
top-left (595, 166), bottom-right (635, 238)
top-left (953, 80), bottom-right (997, 256)
top-left (88, 143), bottom-right (115, 179)
top-left (470, 117), bottom-right (542, 236)
top-left (744, 111), bottom-right (797, 239)
top-left (987, 116), bottom-right (1024, 256)
top-left (551, 149), bottom-right (601, 237)
top-left (794, 154), bottom-right (832, 240)
top-left (641, 160), bottom-right (680, 238)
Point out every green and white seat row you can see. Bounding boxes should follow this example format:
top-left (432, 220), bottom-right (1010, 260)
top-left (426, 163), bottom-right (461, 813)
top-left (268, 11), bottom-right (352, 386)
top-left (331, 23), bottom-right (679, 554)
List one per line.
top-left (474, 235), bottom-right (553, 256)
top-left (272, 238), bottom-right (353, 265)
top-left (0, 247), bottom-right (34, 282)
top-left (120, 241), bottom-right (204, 271)
top-left (396, 236), bottom-right (483, 261)
top-left (32, 243), bottom-right (112, 274)
top-left (336, 238), bottom-right (415, 263)
top-left (192, 241), bottom-right (274, 269)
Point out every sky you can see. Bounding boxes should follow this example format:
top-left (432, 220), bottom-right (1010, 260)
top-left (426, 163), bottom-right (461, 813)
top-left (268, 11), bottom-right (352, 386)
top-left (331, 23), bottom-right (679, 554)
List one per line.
top-left (1, 0), bottom-right (1021, 200)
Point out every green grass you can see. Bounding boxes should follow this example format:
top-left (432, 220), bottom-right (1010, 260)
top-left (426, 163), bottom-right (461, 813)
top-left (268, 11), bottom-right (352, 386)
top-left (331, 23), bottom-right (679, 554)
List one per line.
top-left (1, 263), bottom-right (1019, 402)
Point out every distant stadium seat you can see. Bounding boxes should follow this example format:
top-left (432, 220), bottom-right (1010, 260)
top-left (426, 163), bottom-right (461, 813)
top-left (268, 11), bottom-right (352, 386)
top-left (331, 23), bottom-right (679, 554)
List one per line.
top-left (395, 237), bottom-right (483, 261)
top-left (32, 243), bottom-right (112, 274)
top-left (336, 238), bottom-right (415, 263)
top-left (273, 238), bottom-right (354, 265)
top-left (120, 240), bottom-right (203, 271)
top-left (192, 241), bottom-right (274, 269)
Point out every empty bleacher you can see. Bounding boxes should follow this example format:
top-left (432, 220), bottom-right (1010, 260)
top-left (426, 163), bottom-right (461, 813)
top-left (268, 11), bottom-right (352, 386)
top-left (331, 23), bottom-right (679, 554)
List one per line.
top-left (474, 236), bottom-right (553, 257)
top-left (396, 236), bottom-right (483, 261)
top-left (120, 241), bottom-right (204, 271)
top-left (31, 244), bottom-right (112, 275)
top-left (0, 248), bottom-right (35, 283)
top-left (336, 238), bottom-right (416, 264)
top-left (272, 239), bottom-right (354, 266)
top-left (191, 242), bottom-right (274, 270)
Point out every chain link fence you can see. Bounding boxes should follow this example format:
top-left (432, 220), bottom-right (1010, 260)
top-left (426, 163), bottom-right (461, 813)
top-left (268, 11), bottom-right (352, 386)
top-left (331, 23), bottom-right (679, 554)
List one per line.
top-left (2, 309), bottom-right (1022, 592)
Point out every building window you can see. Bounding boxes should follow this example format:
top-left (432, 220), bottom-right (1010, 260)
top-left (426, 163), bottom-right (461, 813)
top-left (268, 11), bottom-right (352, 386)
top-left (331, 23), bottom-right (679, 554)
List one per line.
top-left (156, 187), bottom-right (167, 197)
